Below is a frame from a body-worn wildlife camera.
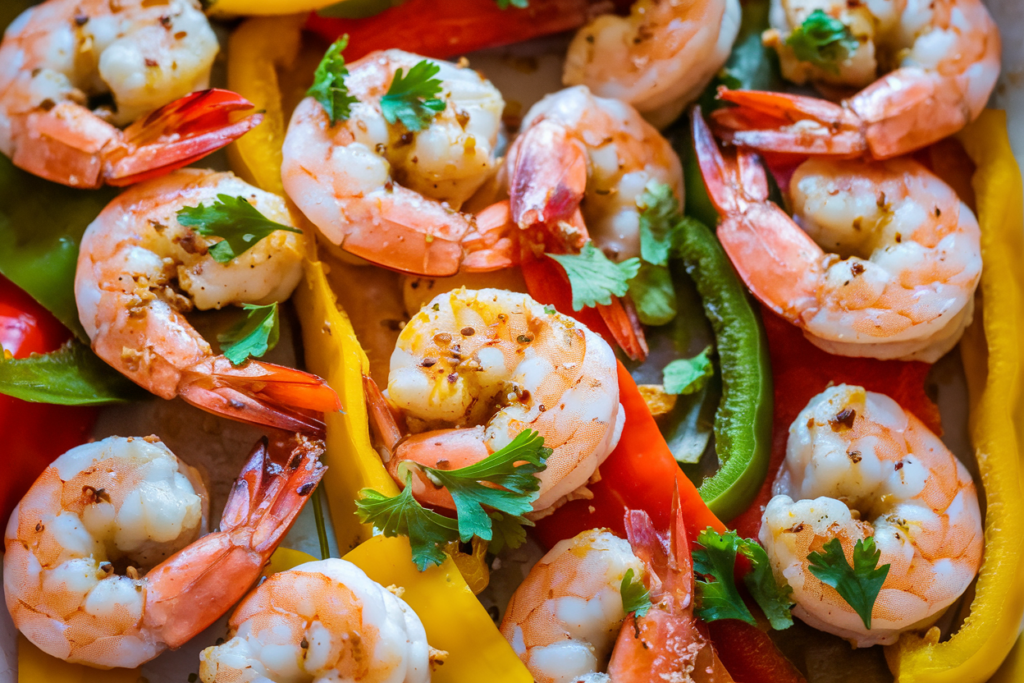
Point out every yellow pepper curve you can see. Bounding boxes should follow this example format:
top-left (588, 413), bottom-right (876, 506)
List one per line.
top-left (225, 16), bottom-right (531, 683)
top-left (884, 111), bottom-right (1024, 682)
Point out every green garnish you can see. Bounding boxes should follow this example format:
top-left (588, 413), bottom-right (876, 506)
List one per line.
top-left (380, 60), bottom-right (446, 131)
top-left (494, 0), bottom-right (528, 7)
top-left (786, 10), bottom-right (859, 74)
top-left (176, 194), bottom-right (301, 264)
top-left (0, 341), bottom-right (139, 405)
top-left (664, 346), bottom-right (715, 395)
top-left (356, 430), bottom-right (549, 570)
top-left (217, 303), bottom-right (281, 366)
top-left (307, 36), bottom-right (360, 125)
top-left (620, 568), bottom-right (653, 618)
top-left (549, 242), bottom-right (640, 311)
top-left (807, 537), bottom-right (889, 629)
top-left (637, 180), bottom-right (683, 267)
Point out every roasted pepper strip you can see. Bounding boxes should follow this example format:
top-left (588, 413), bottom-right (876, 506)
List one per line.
top-left (884, 110), bottom-right (1024, 683)
top-left (675, 218), bottom-right (773, 521)
top-left (208, 0), bottom-right (338, 16)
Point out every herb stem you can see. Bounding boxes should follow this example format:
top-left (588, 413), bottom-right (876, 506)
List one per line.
top-left (312, 484), bottom-right (331, 560)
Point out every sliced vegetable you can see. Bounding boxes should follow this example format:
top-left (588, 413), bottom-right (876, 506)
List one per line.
top-left (307, 36), bottom-right (359, 125)
top-left (217, 303), bottom-right (282, 366)
top-left (380, 60), bottom-right (446, 131)
top-left (807, 537), bottom-right (888, 630)
top-left (0, 340), bottom-right (138, 405)
top-left (676, 217), bottom-right (773, 520)
top-left (620, 568), bottom-right (652, 618)
top-left (785, 10), bottom-right (858, 75)
top-left (663, 345), bottom-right (714, 395)
top-left (549, 242), bottom-right (640, 310)
top-left (176, 194), bottom-right (302, 263)
top-left (709, 619), bottom-right (807, 683)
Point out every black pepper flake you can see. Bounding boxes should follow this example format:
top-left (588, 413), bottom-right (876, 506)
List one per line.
top-left (894, 460), bottom-right (904, 471)
top-left (850, 262), bottom-right (865, 275)
top-left (297, 483), bottom-right (315, 496)
top-left (847, 450), bottom-right (862, 463)
top-left (421, 358), bottom-right (437, 368)
top-left (460, 326), bottom-right (475, 336)
top-left (829, 408), bottom-right (857, 431)
top-left (447, 373), bottom-right (458, 384)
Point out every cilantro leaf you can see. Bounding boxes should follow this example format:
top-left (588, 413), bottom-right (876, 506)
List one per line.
top-left (694, 529), bottom-right (756, 625)
top-left (628, 262), bottom-right (677, 326)
top-left (355, 472), bottom-right (460, 571)
top-left (0, 340), bottom-right (139, 405)
top-left (307, 36), bottom-right (360, 125)
top-left (620, 568), bottom-right (652, 618)
top-left (493, 0), bottom-right (528, 7)
top-left (663, 346), bottom-right (715, 395)
top-left (422, 430), bottom-right (550, 542)
top-left (786, 10), bottom-right (859, 75)
top-left (637, 181), bottom-right (683, 267)
top-left (488, 510), bottom-right (533, 555)
top-left (694, 529), bottom-right (794, 629)
top-left (807, 537), bottom-right (889, 629)
top-left (176, 194), bottom-right (302, 264)
top-left (217, 303), bottom-right (281, 366)
top-left (740, 540), bottom-right (794, 630)
top-left (549, 242), bottom-right (641, 311)
top-left (380, 60), bottom-right (446, 132)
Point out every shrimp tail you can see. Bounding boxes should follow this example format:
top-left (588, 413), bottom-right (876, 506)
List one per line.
top-left (177, 357), bottom-right (341, 438)
top-left (104, 89), bottom-right (264, 187)
top-left (364, 374), bottom-right (404, 453)
top-left (598, 297), bottom-right (649, 363)
top-left (143, 436), bottom-right (326, 649)
top-left (510, 119), bottom-right (588, 231)
top-left (711, 87), bottom-right (867, 158)
top-left (692, 107), bottom-right (823, 322)
top-left (461, 200), bottom-right (521, 272)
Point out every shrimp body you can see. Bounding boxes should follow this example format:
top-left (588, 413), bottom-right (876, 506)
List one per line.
top-left (761, 385), bottom-right (983, 647)
top-left (508, 86), bottom-right (683, 264)
top-left (281, 50), bottom-right (504, 277)
top-left (563, 0), bottom-right (741, 128)
top-left (0, 0), bottom-right (261, 187)
top-left (384, 288), bottom-right (623, 512)
top-left (693, 110), bottom-right (981, 362)
top-left (199, 558), bottom-right (432, 683)
top-left (75, 168), bottom-right (341, 435)
top-left (3, 435), bottom-right (326, 668)
top-left (499, 530), bottom-right (644, 683)
top-left (713, 0), bottom-right (1000, 158)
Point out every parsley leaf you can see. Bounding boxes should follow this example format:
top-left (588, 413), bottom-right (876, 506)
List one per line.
top-left (217, 303), bottom-right (281, 366)
top-left (694, 529), bottom-right (755, 624)
top-left (637, 181), bottom-right (683, 267)
top-left (308, 36), bottom-right (360, 125)
top-left (176, 194), bottom-right (302, 264)
top-left (786, 10), bottom-right (859, 75)
top-left (422, 430), bottom-right (550, 542)
top-left (493, 0), bottom-right (528, 7)
top-left (694, 529), bottom-right (795, 629)
top-left (629, 262), bottom-right (677, 326)
top-left (620, 568), bottom-right (652, 618)
top-left (807, 537), bottom-right (889, 629)
top-left (355, 472), bottom-right (460, 571)
top-left (663, 346), bottom-right (715, 395)
top-left (488, 510), bottom-right (533, 555)
top-left (380, 60), bottom-right (446, 132)
top-left (549, 242), bottom-right (640, 311)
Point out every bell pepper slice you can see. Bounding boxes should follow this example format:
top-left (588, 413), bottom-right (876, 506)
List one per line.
top-left (208, 0), bottom-right (338, 17)
top-left (17, 638), bottom-right (137, 683)
top-left (884, 110), bottom-right (1024, 683)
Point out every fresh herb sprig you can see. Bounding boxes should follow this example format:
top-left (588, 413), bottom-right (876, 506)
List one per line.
top-left (218, 303), bottom-right (281, 366)
top-left (786, 10), bottom-right (859, 74)
top-left (380, 60), bottom-right (446, 131)
top-left (176, 194), bottom-right (301, 264)
top-left (807, 537), bottom-right (889, 629)
top-left (307, 36), bottom-right (360, 124)
top-left (620, 568), bottom-right (653, 618)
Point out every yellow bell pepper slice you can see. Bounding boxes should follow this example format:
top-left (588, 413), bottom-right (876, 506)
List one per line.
top-left (885, 110), bottom-right (1024, 683)
top-left (208, 0), bottom-right (341, 17)
top-left (17, 639), bottom-right (138, 683)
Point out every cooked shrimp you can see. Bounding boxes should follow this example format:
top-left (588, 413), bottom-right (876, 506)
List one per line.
top-left (563, 0), bottom-right (741, 128)
top-left (281, 49), bottom-right (504, 277)
top-left (199, 558), bottom-right (435, 683)
top-left (508, 86), bottom-right (684, 265)
top-left (74, 168), bottom-right (341, 436)
top-left (501, 498), bottom-right (733, 682)
top-left (711, 0), bottom-right (1000, 158)
top-left (0, 0), bottom-right (262, 188)
top-left (692, 108), bottom-right (981, 362)
top-left (372, 288), bottom-right (622, 512)
top-left (761, 384), bottom-right (983, 647)
top-left (3, 434), bottom-right (326, 668)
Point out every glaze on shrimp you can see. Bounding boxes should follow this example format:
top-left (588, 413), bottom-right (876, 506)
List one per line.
top-left (761, 385), bottom-right (983, 646)
top-left (3, 435), bottom-right (326, 668)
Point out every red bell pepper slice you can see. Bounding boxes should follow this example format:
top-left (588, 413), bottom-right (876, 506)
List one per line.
top-left (708, 618), bottom-right (806, 683)
top-left (0, 276), bottom-right (97, 522)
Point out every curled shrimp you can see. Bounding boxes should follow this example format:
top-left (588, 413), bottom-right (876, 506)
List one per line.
top-left (761, 384), bottom-right (983, 646)
top-left (370, 288), bottom-right (622, 513)
top-left (711, 0), bottom-right (1000, 159)
top-left (692, 108), bottom-right (981, 362)
top-left (501, 495), bottom-right (733, 682)
top-left (74, 168), bottom-right (342, 435)
top-left (0, 0), bottom-right (262, 188)
top-left (281, 49), bottom-right (504, 277)
top-left (3, 434), bottom-right (326, 668)
top-left (563, 0), bottom-right (741, 128)
top-left (199, 558), bottom-right (437, 683)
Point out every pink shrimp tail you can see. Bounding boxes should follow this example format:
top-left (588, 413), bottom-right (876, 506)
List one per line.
top-left (105, 89), bottom-right (264, 186)
top-left (510, 118), bottom-right (588, 234)
top-left (462, 200), bottom-right (521, 272)
top-left (177, 357), bottom-right (342, 438)
top-left (143, 435), bottom-right (326, 649)
top-left (609, 487), bottom-right (734, 682)
top-left (692, 107), bottom-right (823, 323)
